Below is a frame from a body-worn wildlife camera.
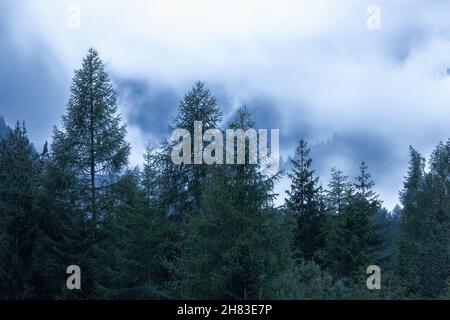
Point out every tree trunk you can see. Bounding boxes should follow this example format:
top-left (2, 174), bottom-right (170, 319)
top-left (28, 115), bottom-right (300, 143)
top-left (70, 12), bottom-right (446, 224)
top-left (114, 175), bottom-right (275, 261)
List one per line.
top-left (89, 67), bottom-right (96, 224)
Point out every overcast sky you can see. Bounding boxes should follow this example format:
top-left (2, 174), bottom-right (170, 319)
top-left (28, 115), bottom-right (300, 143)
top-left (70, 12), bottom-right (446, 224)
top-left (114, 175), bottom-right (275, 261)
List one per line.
top-left (1, 0), bottom-right (450, 209)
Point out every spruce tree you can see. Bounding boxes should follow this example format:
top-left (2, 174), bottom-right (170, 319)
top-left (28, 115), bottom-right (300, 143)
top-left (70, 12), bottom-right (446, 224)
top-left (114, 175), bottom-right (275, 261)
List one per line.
top-left (348, 162), bottom-right (383, 276)
top-left (417, 141), bottom-right (449, 298)
top-left (396, 142), bottom-right (450, 298)
top-left (322, 162), bottom-right (383, 280)
top-left (167, 81), bottom-right (223, 214)
top-left (286, 139), bottom-right (325, 261)
top-left (425, 140), bottom-right (450, 298)
top-left (326, 167), bottom-right (351, 216)
top-left (396, 147), bottom-right (427, 296)
top-left (176, 107), bottom-right (290, 299)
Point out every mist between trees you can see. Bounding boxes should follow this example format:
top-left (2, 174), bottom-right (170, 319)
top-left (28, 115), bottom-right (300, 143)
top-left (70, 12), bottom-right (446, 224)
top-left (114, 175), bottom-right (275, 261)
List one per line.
top-left (0, 49), bottom-right (448, 300)
top-left (170, 121), bottom-right (280, 176)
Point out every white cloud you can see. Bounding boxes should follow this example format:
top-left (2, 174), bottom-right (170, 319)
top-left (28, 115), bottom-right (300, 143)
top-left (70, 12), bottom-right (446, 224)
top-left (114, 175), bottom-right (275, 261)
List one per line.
top-left (6, 0), bottom-right (450, 209)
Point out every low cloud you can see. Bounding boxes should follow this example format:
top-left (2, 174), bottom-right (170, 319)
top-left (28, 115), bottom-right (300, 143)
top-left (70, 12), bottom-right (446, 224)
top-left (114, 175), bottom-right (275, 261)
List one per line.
top-left (1, 0), bottom-right (450, 208)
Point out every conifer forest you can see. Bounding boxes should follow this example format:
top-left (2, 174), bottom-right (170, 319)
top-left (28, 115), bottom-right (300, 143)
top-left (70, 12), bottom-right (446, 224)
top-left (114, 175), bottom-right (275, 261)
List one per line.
top-left (0, 49), bottom-right (448, 300)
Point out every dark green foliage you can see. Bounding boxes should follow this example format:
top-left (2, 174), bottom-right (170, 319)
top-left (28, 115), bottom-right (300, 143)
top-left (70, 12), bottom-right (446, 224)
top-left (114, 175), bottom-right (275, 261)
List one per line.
top-left (94, 169), bottom-right (167, 298)
top-left (52, 48), bottom-right (130, 224)
top-left (322, 162), bottom-right (384, 280)
top-left (0, 123), bottom-right (39, 299)
top-left (169, 81), bottom-right (223, 213)
top-left (286, 139), bottom-right (326, 262)
top-left (397, 142), bottom-right (450, 299)
top-left (267, 260), bottom-right (347, 300)
top-left (0, 48), bottom-right (448, 300)
top-left (175, 108), bottom-right (290, 300)
top-left (32, 49), bottom-right (131, 299)
top-left (326, 168), bottom-right (351, 216)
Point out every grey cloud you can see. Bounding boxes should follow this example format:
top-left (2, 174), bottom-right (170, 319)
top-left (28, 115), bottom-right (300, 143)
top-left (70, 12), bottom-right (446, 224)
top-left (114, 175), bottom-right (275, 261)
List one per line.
top-left (1, 0), bottom-right (449, 210)
top-left (388, 26), bottom-right (432, 63)
top-left (115, 78), bottom-right (179, 139)
top-left (312, 132), bottom-right (404, 178)
top-left (244, 96), bottom-right (283, 129)
top-left (115, 78), bottom-right (238, 142)
top-left (279, 131), bottom-right (407, 207)
top-left (279, 131), bottom-right (404, 180)
top-left (0, 1), bottom-right (68, 147)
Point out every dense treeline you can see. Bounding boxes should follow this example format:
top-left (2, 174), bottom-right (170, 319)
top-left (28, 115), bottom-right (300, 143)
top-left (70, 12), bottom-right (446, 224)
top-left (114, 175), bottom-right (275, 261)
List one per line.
top-left (0, 49), bottom-right (448, 300)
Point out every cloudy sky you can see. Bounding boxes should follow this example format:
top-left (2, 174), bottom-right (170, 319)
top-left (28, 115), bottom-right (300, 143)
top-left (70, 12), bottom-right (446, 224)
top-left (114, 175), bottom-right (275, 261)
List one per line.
top-left (1, 0), bottom-right (450, 209)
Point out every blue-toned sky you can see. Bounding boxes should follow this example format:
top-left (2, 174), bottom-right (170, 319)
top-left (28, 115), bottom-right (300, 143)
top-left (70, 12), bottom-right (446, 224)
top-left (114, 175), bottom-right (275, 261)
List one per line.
top-left (1, 0), bottom-right (450, 209)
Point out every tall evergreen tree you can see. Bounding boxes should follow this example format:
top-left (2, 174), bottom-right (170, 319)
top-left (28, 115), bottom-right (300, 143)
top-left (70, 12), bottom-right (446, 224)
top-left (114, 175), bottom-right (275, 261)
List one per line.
top-left (176, 107), bottom-right (290, 299)
top-left (286, 139), bottom-right (325, 261)
top-left (326, 167), bottom-right (351, 216)
top-left (396, 142), bottom-right (450, 298)
top-left (347, 162), bottom-right (383, 276)
top-left (166, 81), bottom-right (223, 214)
top-left (426, 140), bottom-right (450, 298)
top-left (410, 142), bottom-right (448, 298)
top-left (44, 48), bottom-right (130, 297)
top-left (52, 48), bottom-right (130, 225)
top-left (396, 147), bottom-right (427, 296)
top-left (322, 162), bottom-right (383, 280)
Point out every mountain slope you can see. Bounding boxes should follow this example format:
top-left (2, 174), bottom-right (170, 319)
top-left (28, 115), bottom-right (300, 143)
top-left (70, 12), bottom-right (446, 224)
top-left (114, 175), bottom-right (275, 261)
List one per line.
top-left (0, 116), bottom-right (11, 139)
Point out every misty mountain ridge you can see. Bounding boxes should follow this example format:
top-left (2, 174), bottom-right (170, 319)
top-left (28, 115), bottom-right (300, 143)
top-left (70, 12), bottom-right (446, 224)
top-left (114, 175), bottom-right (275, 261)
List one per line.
top-left (0, 116), bottom-right (10, 139)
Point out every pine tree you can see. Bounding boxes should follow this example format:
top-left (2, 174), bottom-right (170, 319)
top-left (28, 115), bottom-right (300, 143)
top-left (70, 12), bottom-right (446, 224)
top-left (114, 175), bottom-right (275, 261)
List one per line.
top-left (166, 81), bottom-right (223, 214)
top-left (176, 107), bottom-right (290, 299)
top-left (347, 162), bottom-right (383, 276)
top-left (326, 168), bottom-right (351, 216)
top-left (322, 162), bottom-right (383, 280)
top-left (355, 162), bottom-right (380, 205)
top-left (321, 168), bottom-right (354, 277)
top-left (417, 141), bottom-right (449, 298)
top-left (396, 146), bottom-right (426, 296)
top-left (425, 140), bottom-right (450, 298)
top-left (52, 48), bottom-right (130, 226)
top-left (46, 48), bottom-right (130, 297)
top-left (286, 139), bottom-right (325, 261)
top-left (396, 142), bottom-right (450, 298)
